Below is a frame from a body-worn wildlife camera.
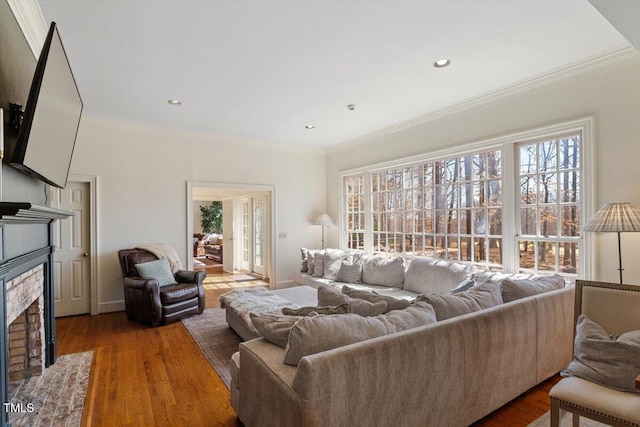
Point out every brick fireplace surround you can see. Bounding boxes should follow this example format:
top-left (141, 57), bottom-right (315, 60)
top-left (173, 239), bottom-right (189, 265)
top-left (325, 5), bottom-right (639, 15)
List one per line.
top-left (0, 202), bottom-right (72, 426)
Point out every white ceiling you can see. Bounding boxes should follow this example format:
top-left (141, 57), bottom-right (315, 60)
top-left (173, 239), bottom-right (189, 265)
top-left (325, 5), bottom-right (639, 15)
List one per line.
top-left (36, 0), bottom-right (631, 149)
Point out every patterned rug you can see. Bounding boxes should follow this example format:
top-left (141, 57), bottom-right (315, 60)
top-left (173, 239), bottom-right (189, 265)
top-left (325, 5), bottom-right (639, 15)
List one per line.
top-left (182, 308), bottom-right (242, 388)
top-left (8, 351), bottom-right (93, 427)
top-left (528, 410), bottom-right (608, 426)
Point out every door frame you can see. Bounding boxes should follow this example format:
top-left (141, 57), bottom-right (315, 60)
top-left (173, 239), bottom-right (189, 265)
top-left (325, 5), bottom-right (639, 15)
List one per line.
top-left (186, 181), bottom-right (276, 284)
top-left (64, 174), bottom-right (99, 315)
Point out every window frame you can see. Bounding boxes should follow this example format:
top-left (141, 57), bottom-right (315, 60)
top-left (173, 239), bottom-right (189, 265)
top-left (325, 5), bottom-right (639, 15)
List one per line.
top-left (338, 117), bottom-right (595, 279)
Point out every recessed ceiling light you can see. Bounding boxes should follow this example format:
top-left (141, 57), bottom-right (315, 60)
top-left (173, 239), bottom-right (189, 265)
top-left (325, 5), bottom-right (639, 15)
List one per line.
top-left (305, 125), bottom-right (315, 129)
top-left (167, 99), bottom-right (182, 106)
top-left (433, 59), bottom-right (451, 68)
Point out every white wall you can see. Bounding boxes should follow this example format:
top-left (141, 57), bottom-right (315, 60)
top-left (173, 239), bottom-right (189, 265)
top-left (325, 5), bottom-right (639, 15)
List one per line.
top-left (70, 117), bottom-right (326, 312)
top-left (326, 62), bottom-right (640, 284)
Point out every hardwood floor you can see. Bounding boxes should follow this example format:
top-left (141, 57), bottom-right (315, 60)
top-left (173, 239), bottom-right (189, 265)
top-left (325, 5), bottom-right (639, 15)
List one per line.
top-left (56, 272), bottom-right (558, 426)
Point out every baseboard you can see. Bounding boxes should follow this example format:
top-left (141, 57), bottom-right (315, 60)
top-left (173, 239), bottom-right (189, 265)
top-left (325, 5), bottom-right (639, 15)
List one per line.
top-left (275, 280), bottom-right (295, 289)
top-left (98, 300), bottom-right (125, 314)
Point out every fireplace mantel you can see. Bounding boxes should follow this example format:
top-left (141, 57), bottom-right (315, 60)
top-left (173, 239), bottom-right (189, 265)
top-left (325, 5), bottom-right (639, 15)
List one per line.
top-left (0, 202), bottom-right (71, 426)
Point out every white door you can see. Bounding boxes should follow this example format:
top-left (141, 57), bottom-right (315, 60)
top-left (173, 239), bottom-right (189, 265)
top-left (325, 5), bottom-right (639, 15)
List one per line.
top-left (252, 196), bottom-right (266, 276)
top-left (51, 182), bottom-right (91, 317)
top-left (240, 199), bottom-right (250, 271)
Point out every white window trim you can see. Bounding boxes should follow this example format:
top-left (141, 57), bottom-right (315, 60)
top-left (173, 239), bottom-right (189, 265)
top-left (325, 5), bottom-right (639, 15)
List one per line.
top-left (339, 117), bottom-right (595, 278)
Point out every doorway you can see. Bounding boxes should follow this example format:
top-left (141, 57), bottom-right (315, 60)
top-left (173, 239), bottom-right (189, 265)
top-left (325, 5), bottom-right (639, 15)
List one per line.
top-left (50, 175), bottom-right (98, 316)
top-left (186, 182), bottom-right (275, 284)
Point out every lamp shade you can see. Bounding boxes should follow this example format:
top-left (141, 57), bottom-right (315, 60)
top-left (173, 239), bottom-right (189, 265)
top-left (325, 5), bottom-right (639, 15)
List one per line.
top-left (583, 202), bottom-right (640, 232)
top-left (311, 213), bottom-right (334, 226)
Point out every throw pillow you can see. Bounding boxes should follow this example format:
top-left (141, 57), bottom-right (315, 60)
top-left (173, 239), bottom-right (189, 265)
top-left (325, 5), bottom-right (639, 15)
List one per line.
top-left (379, 301), bottom-right (437, 331)
top-left (361, 255), bottom-right (406, 288)
top-left (342, 285), bottom-right (411, 312)
top-left (282, 303), bottom-right (353, 316)
top-left (561, 315), bottom-right (640, 393)
top-left (335, 261), bottom-right (363, 284)
top-left (317, 285), bottom-right (387, 316)
top-left (451, 278), bottom-right (476, 294)
top-left (323, 251), bottom-right (353, 280)
top-left (300, 248), bottom-right (309, 273)
top-left (404, 257), bottom-right (476, 294)
top-left (135, 258), bottom-right (176, 287)
top-left (305, 249), bottom-right (321, 276)
top-left (250, 313), bottom-right (303, 348)
top-left (501, 274), bottom-right (565, 303)
top-left (312, 251), bottom-right (326, 278)
top-left (415, 282), bottom-right (503, 321)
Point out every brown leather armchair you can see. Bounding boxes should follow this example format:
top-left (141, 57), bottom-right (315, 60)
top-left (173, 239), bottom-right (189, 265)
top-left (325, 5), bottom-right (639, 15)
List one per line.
top-left (118, 249), bottom-right (206, 326)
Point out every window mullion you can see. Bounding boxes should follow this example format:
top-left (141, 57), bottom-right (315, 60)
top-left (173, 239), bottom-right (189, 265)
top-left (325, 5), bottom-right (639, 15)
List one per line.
top-left (363, 172), bottom-right (373, 253)
top-left (502, 142), bottom-right (517, 272)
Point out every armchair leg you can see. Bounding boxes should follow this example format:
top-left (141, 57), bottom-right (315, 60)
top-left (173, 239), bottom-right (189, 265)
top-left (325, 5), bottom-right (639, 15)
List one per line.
top-left (572, 413), bottom-right (580, 427)
top-left (550, 398), bottom-right (561, 427)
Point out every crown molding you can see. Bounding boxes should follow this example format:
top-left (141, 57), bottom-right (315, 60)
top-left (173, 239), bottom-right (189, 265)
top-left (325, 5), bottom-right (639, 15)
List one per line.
top-left (7, 0), bottom-right (47, 58)
top-left (327, 45), bottom-right (639, 154)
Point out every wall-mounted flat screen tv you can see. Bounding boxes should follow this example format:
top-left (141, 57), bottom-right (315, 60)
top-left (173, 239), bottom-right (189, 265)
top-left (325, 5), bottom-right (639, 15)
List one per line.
top-left (10, 21), bottom-right (82, 189)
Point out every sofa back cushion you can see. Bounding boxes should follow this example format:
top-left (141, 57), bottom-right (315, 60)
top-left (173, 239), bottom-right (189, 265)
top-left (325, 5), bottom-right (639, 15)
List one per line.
top-left (283, 302), bottom-right (437, 366)
top-left (404, 257), bottom-right (476, 294)
top-left (501, 274), bottom-right (565, 303)
top-left (415, 282), bottom-right (503, 321)
top-left (362, 256), bottom-right (405, 288)
top-left (323, 251), bottom-right (354, 280)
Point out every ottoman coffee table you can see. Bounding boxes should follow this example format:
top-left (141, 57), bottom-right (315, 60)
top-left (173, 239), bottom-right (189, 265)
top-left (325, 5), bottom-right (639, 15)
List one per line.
top-left (219, 285), bottom-right (317, 341)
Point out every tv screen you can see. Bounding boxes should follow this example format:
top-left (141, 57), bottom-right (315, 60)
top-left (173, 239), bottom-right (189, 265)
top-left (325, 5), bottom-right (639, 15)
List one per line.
top-left (10, 22), bottom-right (82, 189)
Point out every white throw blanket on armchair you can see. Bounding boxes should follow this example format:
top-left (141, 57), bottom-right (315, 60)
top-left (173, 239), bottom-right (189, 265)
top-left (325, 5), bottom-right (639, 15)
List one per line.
top-left (135, 244), bottom-right (183, 273)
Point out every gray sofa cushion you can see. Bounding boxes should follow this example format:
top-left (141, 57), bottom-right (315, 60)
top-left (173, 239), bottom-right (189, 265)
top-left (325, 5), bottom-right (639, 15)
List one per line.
top-left (404, 257), bottom-right (476, 294)
top-left (342, 285), bottom-right (411, 312)
top-left (283, 302), bottom-right (437, 366)
top-left (312, 251), bottom-right (326, 278)
top-left (135, 258), bottom-right (177, 287)
top-left (362, 255), bottom-right (405, 288)
top-left (250, 313), bottom-right (303, 348)
top-left (416, 282), bottom-right (503, 321)
top-left (323, 251), bottom-right (354, 280)
top-left (317, 285), bottom-right (387, 316)
top-left (501, 274), bottom-right (565, 302)
top-left (561, 314), bottom-right (640, 393)
top-left (282, 303), bottom-right (352, 316)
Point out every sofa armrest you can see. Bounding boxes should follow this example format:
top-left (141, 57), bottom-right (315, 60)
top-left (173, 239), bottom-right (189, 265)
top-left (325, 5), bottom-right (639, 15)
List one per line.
top-left (124, 277), bottom-right (160, 292)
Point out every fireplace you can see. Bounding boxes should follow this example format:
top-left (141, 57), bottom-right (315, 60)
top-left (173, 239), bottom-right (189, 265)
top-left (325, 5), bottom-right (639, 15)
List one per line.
top-left (0, 203), bottom-right (72, 426)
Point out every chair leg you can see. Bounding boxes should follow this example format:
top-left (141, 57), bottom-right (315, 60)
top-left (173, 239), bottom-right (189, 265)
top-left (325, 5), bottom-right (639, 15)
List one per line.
top-left (572, 412), bottom-right (580, 427)
top-left (550, 398), bottom-right (561, 427)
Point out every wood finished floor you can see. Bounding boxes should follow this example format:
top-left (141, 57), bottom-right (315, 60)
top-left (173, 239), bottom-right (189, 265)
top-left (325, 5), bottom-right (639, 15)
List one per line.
top-left (56, 271), bottom-right (559, 427)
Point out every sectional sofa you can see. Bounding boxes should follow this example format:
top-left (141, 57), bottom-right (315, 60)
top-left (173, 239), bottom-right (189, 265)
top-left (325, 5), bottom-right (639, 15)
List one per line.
top-left (230, 251), bottom-right (575, 426)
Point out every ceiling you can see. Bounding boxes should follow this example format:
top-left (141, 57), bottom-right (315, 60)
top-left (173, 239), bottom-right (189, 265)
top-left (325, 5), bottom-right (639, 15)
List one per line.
top-left (36, 0), bottom-right (631, 149)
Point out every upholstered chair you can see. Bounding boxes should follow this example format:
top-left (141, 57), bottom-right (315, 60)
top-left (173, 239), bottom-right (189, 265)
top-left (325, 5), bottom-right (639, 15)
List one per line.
top-left (118, 248), bottom-right (206, 326)
top-left (549, 280), bottom-right (640, 426)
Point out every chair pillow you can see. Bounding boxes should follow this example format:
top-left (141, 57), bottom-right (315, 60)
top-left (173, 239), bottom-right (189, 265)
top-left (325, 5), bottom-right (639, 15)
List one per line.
top-left (250, 313), bottom-right (303, 348)
top-left (281, 303), bottom-right (353, 316)
top-left (404, 257), bottom-right (476, 294)
top-left (317, 285), bottom-right (387, 316)
top-left (361, 256), bottom-right (406, 288)
top-left (561, 314), bottom-right (640, 393)
top-left (342, 285), bottom-right (410, 312)
top-left (135, 258), bottom-right (176, 287)
top-left (335, 261), bottom-right (363, 284)
top-left (415, 282), bottom-right (503, 321)
top-left (501, 274), bottom-right (565, 302)
top-left (283, 302), bottom-right (437, 366)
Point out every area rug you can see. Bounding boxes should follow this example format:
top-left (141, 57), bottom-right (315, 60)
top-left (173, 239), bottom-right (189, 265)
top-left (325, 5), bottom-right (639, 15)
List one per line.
top-left (182, 308), bottom-right (241, 388)
top-left (527, 410), bottom-right (608, 427)
top-left (8, 350), bottom-right (93, 427)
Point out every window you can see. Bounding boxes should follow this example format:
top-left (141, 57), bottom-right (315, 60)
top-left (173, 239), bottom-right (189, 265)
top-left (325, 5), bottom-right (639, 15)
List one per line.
top-left (518, 134), bottom-right (581, 274)
top-left (340, 119), bottom-right (591, 278)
